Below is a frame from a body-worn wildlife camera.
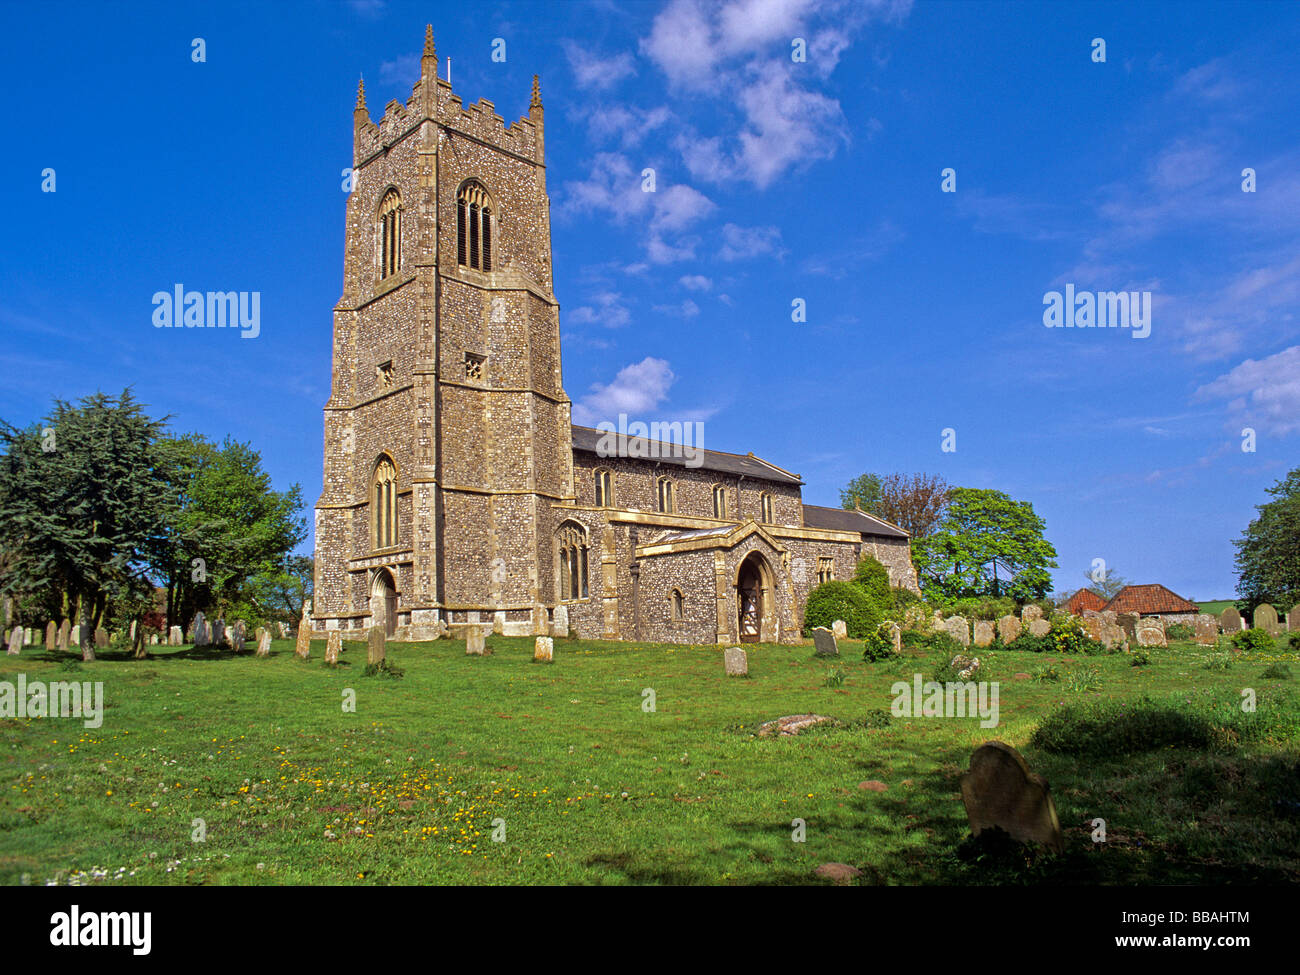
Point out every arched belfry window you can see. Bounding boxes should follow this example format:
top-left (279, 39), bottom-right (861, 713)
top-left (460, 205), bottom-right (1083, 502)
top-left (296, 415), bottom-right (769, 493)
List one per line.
top-left (379, 189), bottom-right (402, 279)
top-left (657, 476), bottom-right (676, 514)
top-left (712, 484), bottom-right (727, 519)
top-left (759, 492), bottom-right (773, 524)
top-left (594, 469), bottom-right (613, 508)
top-left (457, 180), bottom-right (493, 271)
top-left (556, 521), bottom-right (589, 602)
top-left (373, 455), bottom-right (398, 549)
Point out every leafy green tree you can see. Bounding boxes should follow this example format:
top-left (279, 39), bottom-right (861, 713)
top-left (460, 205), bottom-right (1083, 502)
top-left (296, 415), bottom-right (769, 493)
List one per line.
top-left (1235, 467), bottom-right (1300, 609)
top-left (0, 391), bottom-right (177, 660)
top-left (911, 487), bottom-right (1057, 602)
top-left (839, 473), bottom-right (883, 513)
top-left (851, 554), bottom-right (893, 614)
top-left (1083, 567), bottom-right (1128, 601)
top-left (245, 554), bottom-right (314, 626)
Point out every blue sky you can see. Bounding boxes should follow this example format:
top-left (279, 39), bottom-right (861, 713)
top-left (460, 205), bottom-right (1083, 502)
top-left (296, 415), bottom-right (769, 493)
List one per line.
top-left (2, 0), bottom-right (1298, 601)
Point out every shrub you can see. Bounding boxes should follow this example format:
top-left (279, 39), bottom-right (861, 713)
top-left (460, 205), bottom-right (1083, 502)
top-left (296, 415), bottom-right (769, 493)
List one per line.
top-left (1285, 632), bottom-right (1300, 653)
top-left (902, 628), bottom-right (964, 657)
top-left (1204, 651), bottom-right (1236, 671)
top-left (862, 621), bottom-right (897, 662)
top-left (890, 587), bottom-right (923, 614)
top-left (1033, 663), bottom-right (1063, 683)
top-left (851, 556), bottom-right (893, 615)
top-left (1047, 614), bottom-right (1104, 655)
top-left (1232, 628), bottom-right (1275, 653)
top-left (1129, 649), bottom-right (1151, 667)
top-left (1165, 622), bottom-right (1194, 641)
top-left (803, 581), bottom-right (877, 638)
top-left (823, 667), bottom-right (847, 688)
top-left (1261, 663), bottom-right (1293, 680)
top-left (1064, 664), bottom-right (1102, 693)
top-left (934, 596), bottom-right (1016, 621)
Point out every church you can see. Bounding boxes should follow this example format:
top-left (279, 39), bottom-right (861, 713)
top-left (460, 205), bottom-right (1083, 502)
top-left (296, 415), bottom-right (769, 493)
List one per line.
top-left (312, 28), bottom-right (919, 645)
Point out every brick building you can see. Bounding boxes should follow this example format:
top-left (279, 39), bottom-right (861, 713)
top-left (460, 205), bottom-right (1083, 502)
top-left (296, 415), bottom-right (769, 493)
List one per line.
top-left (312, 29), bottom-right (919, 644)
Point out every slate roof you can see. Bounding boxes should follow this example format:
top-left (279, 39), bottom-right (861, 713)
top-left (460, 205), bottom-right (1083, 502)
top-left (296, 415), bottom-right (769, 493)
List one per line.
top-left (570, 425), bottom-right (803, 485)
top-left (1104, 584), bottom-right (1199, 615)
top-left (1064, 589), bottom-right (1108, 614)
top-left (801, 504), bottom-right (910, 539)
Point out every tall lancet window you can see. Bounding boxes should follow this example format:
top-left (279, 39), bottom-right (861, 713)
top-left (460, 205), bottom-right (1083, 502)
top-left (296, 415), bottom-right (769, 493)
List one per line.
top-left (556, 521), bottom-right (589, 602)
top-left (379, 189), bottom-right (402, 279)
top-left (457, 180), bottom-right (493, 271)
top-left (373, 455), bottom-right (398, 549)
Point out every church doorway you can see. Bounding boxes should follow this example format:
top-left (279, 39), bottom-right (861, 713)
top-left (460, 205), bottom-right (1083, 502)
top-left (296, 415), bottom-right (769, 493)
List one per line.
top-left (371, 569), bottom-right (398, 637)
top-left (737, 553), bottom-right (766, 643)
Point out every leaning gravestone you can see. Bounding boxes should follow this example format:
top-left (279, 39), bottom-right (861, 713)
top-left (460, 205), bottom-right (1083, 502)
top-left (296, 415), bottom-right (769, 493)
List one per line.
top-left (367, 626), bottom-right (386, 665)
top-left (1220, 607), bottom-right (1243, 633)
top-left (812, 626), bottom-right (839, 658)
top-left (723, 646), bottom-right (748, 676)
top-left (533, 636), bottom-right (553, 663)
top-left (997, 614), bottom-right (1021, 644)
top-left (256, 629), bottom-right (272, 657)
top-left (6, 627), bottom-right (22, 655)
top-left (552, 605), bottom-right (570, 639)
top-left (295, 615), bottom-right (312, 660)
top-left (44, 621), bottom-right (56, 649)
top-left (1254, 603), bottom-right (1281, 636)
top-left (466, 627), bottom-right (488, 656)
top-left (1135, 617), bottom-right (1167, 648)
top-left (944, 615), bottom-right (971, 647)
top-left (959, 741), bottom-right (1063, 853)
top-left (324, 631), bottom-right (341, 665)
top-left (973, 620), bottom-right (994, 648)
top-left (831, 619), bottom-right (847, 640)
top-left (1193, 614), bottom-right (1218, 645)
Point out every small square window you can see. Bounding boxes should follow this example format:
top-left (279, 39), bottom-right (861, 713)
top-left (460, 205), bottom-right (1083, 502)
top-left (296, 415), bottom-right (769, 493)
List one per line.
top-left (465, 352), bottom-right (485, 380)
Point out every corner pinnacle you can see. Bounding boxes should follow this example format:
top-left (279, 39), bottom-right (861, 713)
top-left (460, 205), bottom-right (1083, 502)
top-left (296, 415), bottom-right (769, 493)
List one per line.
top-left (423, 24), bottom-right (435, 59)
top-left (530, 73), bottom-right (542, 109)
top-left (355, 75), bottom-right (367, 111)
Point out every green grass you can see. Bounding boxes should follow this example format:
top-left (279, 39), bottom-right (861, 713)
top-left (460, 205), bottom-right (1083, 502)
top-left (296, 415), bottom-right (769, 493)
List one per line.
top-left (2, 636), bottom-right (1298, 885)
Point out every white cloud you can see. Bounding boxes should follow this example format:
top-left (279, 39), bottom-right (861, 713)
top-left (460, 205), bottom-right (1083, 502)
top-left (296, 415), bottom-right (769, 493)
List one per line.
top-left (572, 357), bottom-right (677, 425)
top-left (679, 274), bottom-right (713, 291)
top-left (586, 105), bottom-right (672, 149)
top-left (378, 53), bottom-right (420, 91)
top-left (565, 41), bottom-right (638, 90)
top-left (1195, 345), bottom-right (1300, 436)
top-left (567, 291), bottom-right (632, 329)
top-left (652, 299), bottom-right (701, 318)
top-left (718, 222), bottom-right (783, 261)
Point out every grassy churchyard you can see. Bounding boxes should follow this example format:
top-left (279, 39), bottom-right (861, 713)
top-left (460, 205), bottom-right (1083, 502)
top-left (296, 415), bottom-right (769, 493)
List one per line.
top-left (2, 634), bottom-right (1298, 886)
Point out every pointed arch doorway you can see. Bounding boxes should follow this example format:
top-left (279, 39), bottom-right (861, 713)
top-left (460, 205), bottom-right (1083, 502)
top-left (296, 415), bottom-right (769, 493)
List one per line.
top-left (736, 552), bottom-right (770, 643)
top-left (371, 568), bottom-right (398, 637)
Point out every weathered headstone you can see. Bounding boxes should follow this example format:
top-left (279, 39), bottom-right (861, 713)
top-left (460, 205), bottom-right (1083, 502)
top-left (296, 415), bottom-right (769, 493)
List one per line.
top-left (1021, 604), bottom-right (1043, 625)
top-left (1254, 603), bottom-right (1281, 636)
top-left (552, 604), bottom-right (570, 639)
top-left (466, 626), bottom-right (488, 656)
top-left (128, 620), bottom-right (137, 643)
top-left (231, 620), bottom-right (247, 651)
top-left (533, 636), bottom-right (553, 663)
top-left (6, 626), bottom-right (22, 655)
top-left (831, 619), bottom-right (848, 640)
top-left (94, 627), bottom-right (108, 649)
top-left (44, 621), bottom-right (56, 649)
top-left (997, 614), bottom-right (1021, 644)
top-left (944, 615), bottom-right (971, 647)
top-left (25, 628), bottom-right (34, 644)
top-left (1135, 616), bottom-right (1167, 648)
top-left (325, 631), bottom-right (341, 665)
top-left (959, 741), bottom-right (1063, 853)
top-left (168, 625), bottom-right (182, 646)
top-left (972, 620), bottom-right (994, 647)
top-left (1288, 604), bottom-right (1300, 633)
top-left (723, 646), bottom-right (748, 676)
top-left (1079, 615), bottom-right (1102, 643)
top-left (1028, 618), bottom-right (1050, 639)
top-left (1220, 607), bottom-right (1243, 633)
top-left (149, 634), bottom-right (159, 645)
top-left (277, 621), bottom-right (289, 639)
top-left (1099, 617), bottom-right (1126, 649)
top-left (1193, 614), bottom-right (1218, 645)
top-left (367, 625), bottom-right (386, 665)
top-left (57, 620), bottom-right (70, 653)
top-left (812, 626), bottom-right (839, 658)
top-left (255, 627), bottom-right (271, 657)
top-left (888, 622), bottom-right (902, 655)
top-left (1117, 612), bottom-right (1139, 642)
top-left (70, 624), bottom-right (81, 648)
top-left (295, 615), bottom-right (312, 660)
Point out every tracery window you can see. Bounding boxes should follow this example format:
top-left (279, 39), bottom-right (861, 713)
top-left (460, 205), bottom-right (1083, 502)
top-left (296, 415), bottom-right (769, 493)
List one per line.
top-left (457, 180), bottom-right (493, 271)
top-left (373, 455), bottom-right (398, 548)
top-left (379, 189), bottom-right (402, 279)
top-left (556, 521), bottom-right (589, 601)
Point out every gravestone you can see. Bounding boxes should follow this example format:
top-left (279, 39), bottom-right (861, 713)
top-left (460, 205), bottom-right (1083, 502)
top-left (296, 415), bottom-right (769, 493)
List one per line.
top-left (1288, 604), bottom-right (1300, 633)
top-left (1193, 614), bottom-right (1218, 645)
top-left (944, 615), bottom-right (971, 647)
top-left (1220, 607), bottom-right (1243, 633)
top-left (295, 614), bottom-right (312, 660)
top-left (45, 621), bottom-right (56, 649)
top-left (997, 614), bottom-right (1021, 644)
top-left (70, 625), bottom-right (81, 648)
top-left (149, 634), bottom-right (158, 645)
top-left (1028, 618), bottom-right (1050, 638)
top-left (191, 612), bottom-right (207, 646)
top-left (1116, 612), bottom-right (1139, 642)
top-left (831, 619), bottom-right (847, 640)
top-left (1021, 604), bottom-right (1043, 625)
top-left (812, 626), bottom-right (838, 658)
top-left (367, 625), bottom-right (386, 665)
top-left (253, 627), bottom-right (269, 657)
top-left (888, 622), bottom-right (902, 655)
top-left (57, 620), bottom-right (70, 653)
top-left (533, 636), bottom-right (553, 663)
top-left (231, 620), bottom-right (247, 651)
top-left (1134, 616), bottom-right (1167, 648)
top-left (1079, 615), bottom-right (1102, 643)
top-left (972, 620), bottom-right (994, 647)
top-left (94, 627), bottom-right (108, 649)
top-left (168, 625), bottom-right (182, 646)
top-left (552, 605), bottom-right (569, 639)
top-left (6, 627), bottom-right (21, 655)
top-left (1099, 617), bottom-right (1126, 649)
top-left (959, 741), bottom-right (1063, 853)
top-left (466, 627), bottom-right (488, 656)
top-left (723, 646), bottom-right (748, 676)
top-left (25, 628), bottom-right (34, 644)
top-left (129, 620), bottom-right (137, 643)
top-left (277, 621), bottom-right (289, 639)
top-left (1254, 603), bottom-right (1281, 636)
top-left (325, 631), bottom-right (341, 665)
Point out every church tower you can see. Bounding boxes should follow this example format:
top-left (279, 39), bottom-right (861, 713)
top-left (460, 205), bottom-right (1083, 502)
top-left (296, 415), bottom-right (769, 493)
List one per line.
top-left (314, 27), bottom-right (574, 638)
